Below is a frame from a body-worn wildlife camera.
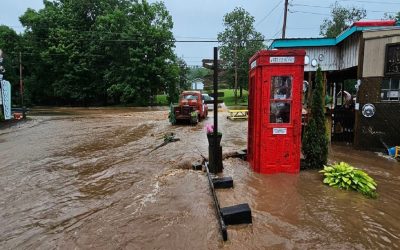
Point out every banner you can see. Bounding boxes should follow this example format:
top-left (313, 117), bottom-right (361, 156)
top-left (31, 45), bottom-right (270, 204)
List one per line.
top-left (1, 80), bottom-right (11, 120)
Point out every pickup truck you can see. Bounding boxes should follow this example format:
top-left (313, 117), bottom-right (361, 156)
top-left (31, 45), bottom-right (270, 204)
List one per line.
top-left (169, 91), bottom-right (208, 124)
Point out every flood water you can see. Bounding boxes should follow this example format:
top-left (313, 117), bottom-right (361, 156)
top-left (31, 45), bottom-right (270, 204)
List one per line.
top-left (0, 107), bottom-right (399, 249)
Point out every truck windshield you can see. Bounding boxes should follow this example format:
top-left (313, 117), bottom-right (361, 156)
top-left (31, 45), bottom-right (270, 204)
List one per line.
top-left (183, 95), bottom-right (198, 100)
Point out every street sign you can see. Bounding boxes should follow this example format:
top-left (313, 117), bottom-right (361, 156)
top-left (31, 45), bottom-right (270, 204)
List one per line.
top-left (204, 100), bottom-right (223, 104)
top-left (202, 59), bottom-right (223, 70)
top-left (209, 92), bottom-right (225, 98)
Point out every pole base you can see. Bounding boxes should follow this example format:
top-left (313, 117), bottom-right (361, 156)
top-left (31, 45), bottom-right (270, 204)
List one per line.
top-left (221, 203), bottom-right (252, 225)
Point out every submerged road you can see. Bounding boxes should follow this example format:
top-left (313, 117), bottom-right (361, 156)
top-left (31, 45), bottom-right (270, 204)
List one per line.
top-left (0, 107), bottom-right (399, 249)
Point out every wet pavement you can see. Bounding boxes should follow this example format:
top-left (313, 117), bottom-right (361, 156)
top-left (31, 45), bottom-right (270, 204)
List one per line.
top-left (0, 107), bottom-right (399, 249)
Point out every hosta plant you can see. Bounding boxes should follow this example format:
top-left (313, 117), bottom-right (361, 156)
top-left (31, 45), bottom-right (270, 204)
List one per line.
top-left (320, 162), bottom-right (377, 198)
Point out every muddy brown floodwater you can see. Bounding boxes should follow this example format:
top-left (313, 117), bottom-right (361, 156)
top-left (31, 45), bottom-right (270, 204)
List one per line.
top-left (0, 107), bottom-right (399, 249)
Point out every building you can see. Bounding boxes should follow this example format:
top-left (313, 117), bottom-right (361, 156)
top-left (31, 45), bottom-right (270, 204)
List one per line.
top-left (270, 20), bottom-right (400, 151)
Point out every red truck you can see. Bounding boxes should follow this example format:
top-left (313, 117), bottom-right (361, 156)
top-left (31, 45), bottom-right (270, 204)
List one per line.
top-left (169, 91), bottom-right (208, 124)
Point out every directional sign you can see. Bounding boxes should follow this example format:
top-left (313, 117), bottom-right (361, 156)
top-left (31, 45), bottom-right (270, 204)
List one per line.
top-left (204, 100), bottom-right (223, 104)
top-left (209, 92), bottom-right (225, 98)
top-left (1, 80), bottom-right (12, 120)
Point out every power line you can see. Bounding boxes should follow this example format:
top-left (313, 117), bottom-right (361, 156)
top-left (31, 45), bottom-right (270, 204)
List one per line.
top-left (291, 3), bottom-right (398, 13)
top-left (256, 0), bottom-right (282, 27)
top-left (339, 0), bottom-right (400, 4)
top-left (289, 10), bottom-right (331, 17)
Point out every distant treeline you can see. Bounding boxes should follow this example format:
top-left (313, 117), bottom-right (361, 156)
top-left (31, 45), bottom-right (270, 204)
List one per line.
top-left (0, 0), bottom-right (190, 106)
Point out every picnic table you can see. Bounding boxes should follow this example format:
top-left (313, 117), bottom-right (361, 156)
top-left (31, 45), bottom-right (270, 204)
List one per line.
top-left (227, 109), bottom-right (248, 120)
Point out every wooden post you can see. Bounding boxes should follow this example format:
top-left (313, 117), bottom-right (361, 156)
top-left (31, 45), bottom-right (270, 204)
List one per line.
top-left (282, 0), bottom-right (289, 39)
top-left (234, 45), bottom-right (238, 104)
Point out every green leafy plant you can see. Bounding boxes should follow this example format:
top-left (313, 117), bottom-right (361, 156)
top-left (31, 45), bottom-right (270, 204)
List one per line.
top-left (320, 162), bottom-right (377, 198)
top-left (302, 66), bottom-right (328, 169)
top-left (0, 112), bottom-right (4, 121)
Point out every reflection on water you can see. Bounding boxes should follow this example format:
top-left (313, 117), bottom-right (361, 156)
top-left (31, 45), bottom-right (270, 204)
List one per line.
top-left (0, 107), bottom-right (399, 249)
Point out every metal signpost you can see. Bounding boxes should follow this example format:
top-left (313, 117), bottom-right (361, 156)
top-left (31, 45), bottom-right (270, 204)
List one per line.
top-left (209, 47), bottom-right (223, 174)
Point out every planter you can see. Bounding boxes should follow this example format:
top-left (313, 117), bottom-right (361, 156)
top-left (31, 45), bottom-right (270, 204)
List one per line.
top-left (207, 133), bottom-right (222, 146)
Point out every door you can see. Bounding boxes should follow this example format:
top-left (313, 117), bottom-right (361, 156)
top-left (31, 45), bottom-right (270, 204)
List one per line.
top-left (259, 68), bottom-right (301, 173)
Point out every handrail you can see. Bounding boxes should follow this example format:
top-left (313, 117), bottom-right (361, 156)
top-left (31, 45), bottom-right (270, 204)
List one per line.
top-left (205, 162), bottom-right (228, 241)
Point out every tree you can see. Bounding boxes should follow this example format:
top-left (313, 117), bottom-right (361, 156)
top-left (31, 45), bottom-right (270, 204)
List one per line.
top-left (18, 0), bottom-right (178, 106)
top-left (302, 67), bottom-right (328, 169)
top-left (218, 7), bottom-right (264, 103)
top-left (177, 57), bottom-right (190, 91)
top-left (0, 25), bottom-right (21, 104)
top-left (320, 2), bottom-right (366, 37)
top-left (383, 11), bottom-right (400, 22)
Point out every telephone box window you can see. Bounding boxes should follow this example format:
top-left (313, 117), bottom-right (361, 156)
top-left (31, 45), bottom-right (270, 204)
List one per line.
top-left (271, 76), bottom-right (292, 99)
top-left (270, 102), bottom-right (291, 123)
top-left (270, 76), bottom-right (292, 123)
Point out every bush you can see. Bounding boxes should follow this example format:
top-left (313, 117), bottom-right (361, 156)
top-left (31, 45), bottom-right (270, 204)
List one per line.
top-left (0, 112), bottom-right (4, 121)
top-left (107, 83), bottom-right (135, 104)
top-left (320, 162), bottom-right (377, 198)
top-left (302, 66), bottom-right (328, 168)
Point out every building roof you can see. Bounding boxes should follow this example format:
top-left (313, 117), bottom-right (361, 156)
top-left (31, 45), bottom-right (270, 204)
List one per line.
top-left (270, 20), bottom-right (399, 49)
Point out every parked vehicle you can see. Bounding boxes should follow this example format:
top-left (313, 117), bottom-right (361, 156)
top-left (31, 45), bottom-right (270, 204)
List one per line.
top-left (169, 91), bottom-right (208, 124)
top-left (202, 93), bottom-right (214, 110)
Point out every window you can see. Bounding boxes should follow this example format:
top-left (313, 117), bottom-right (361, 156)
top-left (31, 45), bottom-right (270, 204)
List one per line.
top-left (183, 95), bottom-right (198, 100)
top-left (270, 76), bottom-right (292, 123)
top-left (381, 78), bottom-right (400, 101)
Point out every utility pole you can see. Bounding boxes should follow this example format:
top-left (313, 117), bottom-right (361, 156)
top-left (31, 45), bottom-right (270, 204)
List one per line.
top-left (282, 0), bottom-right (289, 39)
top-left (19, 52), bottom-right (23, 106)
top-left (19, 52), bottom-right (26, 118)
top-left (234, 45), bottom-right (238, 105)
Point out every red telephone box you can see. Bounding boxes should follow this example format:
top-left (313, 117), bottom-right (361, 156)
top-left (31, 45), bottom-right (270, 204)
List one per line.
top-left (248, 49), bottom-right (305, 174)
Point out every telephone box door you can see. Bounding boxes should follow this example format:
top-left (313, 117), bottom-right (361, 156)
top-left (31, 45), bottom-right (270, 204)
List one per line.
top-left (260, 68), bottom-right (302, 173)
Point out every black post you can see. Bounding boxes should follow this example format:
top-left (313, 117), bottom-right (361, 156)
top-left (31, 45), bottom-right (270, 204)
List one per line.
top-left (208, 47), bottom-right (223, 174)
top-left (213, 47), bottom-right (218, 134)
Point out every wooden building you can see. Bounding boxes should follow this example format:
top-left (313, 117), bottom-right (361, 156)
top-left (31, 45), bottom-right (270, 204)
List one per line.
top-left (270, 20), bottom-right (400, 151)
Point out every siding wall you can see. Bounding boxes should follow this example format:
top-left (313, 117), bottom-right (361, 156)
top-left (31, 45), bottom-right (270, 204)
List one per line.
top-left (363, 30), bottom-right (400, 77)
top-left (303, 47), bottom-right (339, 72)
top-left (339, 33), bottom-right (360, 70)
top-left (300, 33), bottom-right (361, 72)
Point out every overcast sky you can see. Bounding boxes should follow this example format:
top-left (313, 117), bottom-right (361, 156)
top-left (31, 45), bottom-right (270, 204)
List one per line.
top-left (1, 0), bottom-right (399, 66)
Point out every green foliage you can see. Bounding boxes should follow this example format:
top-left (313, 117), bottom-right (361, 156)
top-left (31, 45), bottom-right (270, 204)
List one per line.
top-left (218, 89), bottom-right (248, 107)
top-left (0, 112), bottom-right (4, 121)
top-left (0, 25), bottom-right (21, 104)
top-left (168, 103), bottom-right (176, 124)
top-left (344, 79), bottom-right (357, 95)
top-left (187, 67), bottom-right (211, 83)
top-left (17, 0), bottom-right (179, 106)
top-left (320, 2), bottom-right (366, 37)
top-left (383, 11), bottom-right (400, 22)
top-left (107, 83), bottom-right (135, 104)
top-left (155, 94), bottom-right (168, 106)
top-left (302, 67), bottom-right (328, 169)
top-left (217, 7), bottom-right (265, 102)
top-left (177, 58), bottom-right (191, 91)
top-left (320, 162), bottom-right (377, 198)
